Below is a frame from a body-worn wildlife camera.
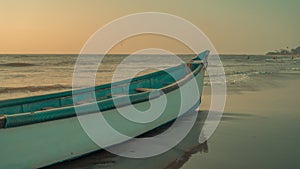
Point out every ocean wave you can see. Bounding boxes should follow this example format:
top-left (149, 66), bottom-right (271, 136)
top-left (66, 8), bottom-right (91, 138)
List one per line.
top-left (0, 84), bottom-right (71, 93)
top-left (289, 68), bottom-right (300, 71)
top-left (225, 70), bottom-right (273, 76)
top-left (223, 64), bottom-right (257, 67)
top-left (0, 63), bottom-right (37, 67)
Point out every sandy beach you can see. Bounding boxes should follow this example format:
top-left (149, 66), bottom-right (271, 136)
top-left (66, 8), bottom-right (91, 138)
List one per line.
top-left (43, 72), bottom-right (300, 169)
top-left (182, 73), bottom-right (300, 169)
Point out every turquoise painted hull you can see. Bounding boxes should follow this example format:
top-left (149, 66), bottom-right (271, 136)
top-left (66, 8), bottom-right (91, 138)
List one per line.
top-left (0, 51), bottom-right (208, 168)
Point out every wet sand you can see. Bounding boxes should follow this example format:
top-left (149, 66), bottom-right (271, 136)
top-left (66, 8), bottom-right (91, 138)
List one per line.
top-left (182, 74), bottom-right (300, 169)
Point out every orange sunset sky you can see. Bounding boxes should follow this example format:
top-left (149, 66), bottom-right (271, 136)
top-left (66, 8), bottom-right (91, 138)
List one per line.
top-left (0, 0), bottom-right (299, 54)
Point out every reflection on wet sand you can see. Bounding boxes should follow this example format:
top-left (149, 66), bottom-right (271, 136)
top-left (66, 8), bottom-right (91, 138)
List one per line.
top-left (45, 110), bottom-right (208, 169)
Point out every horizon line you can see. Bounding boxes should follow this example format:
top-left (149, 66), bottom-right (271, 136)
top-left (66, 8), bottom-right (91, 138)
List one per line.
top-left (0, 53), bottom-right (268, 56)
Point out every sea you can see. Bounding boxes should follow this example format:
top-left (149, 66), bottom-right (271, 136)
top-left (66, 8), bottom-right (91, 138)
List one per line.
top-left (0, 54), bottom-right (299, 100)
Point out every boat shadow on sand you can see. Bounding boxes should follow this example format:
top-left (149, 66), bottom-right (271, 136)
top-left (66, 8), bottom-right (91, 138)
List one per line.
top-left (45, 110), bottom-right (210, 169)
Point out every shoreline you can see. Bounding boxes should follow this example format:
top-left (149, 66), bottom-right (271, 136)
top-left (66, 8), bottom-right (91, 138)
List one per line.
top-left (203, 73), bottom-right (300, 96)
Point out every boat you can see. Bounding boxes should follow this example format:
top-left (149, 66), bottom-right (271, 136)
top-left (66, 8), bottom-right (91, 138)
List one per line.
top-left (0, 50), bottom-right (209, 169)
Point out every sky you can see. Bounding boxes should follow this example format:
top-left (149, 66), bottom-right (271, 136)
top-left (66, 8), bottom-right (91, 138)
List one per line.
top-left (0, 0), bottom-right (299, 54)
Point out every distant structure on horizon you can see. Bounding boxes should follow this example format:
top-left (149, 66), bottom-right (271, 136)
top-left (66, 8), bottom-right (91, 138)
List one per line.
top-left (267, 46), bottom-right (300, 55)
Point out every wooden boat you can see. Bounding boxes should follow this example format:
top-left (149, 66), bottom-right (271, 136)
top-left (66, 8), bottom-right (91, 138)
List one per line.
top-left (0, 51), bottom-right (209, 169)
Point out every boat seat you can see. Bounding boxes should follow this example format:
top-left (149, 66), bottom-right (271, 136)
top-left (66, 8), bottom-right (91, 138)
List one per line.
top-left (111, 94), bottom-right (128, 98)
top-left (40, 107), bottom-right (54, 111)
top-left (135, 88), bottom-right (153, 93)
